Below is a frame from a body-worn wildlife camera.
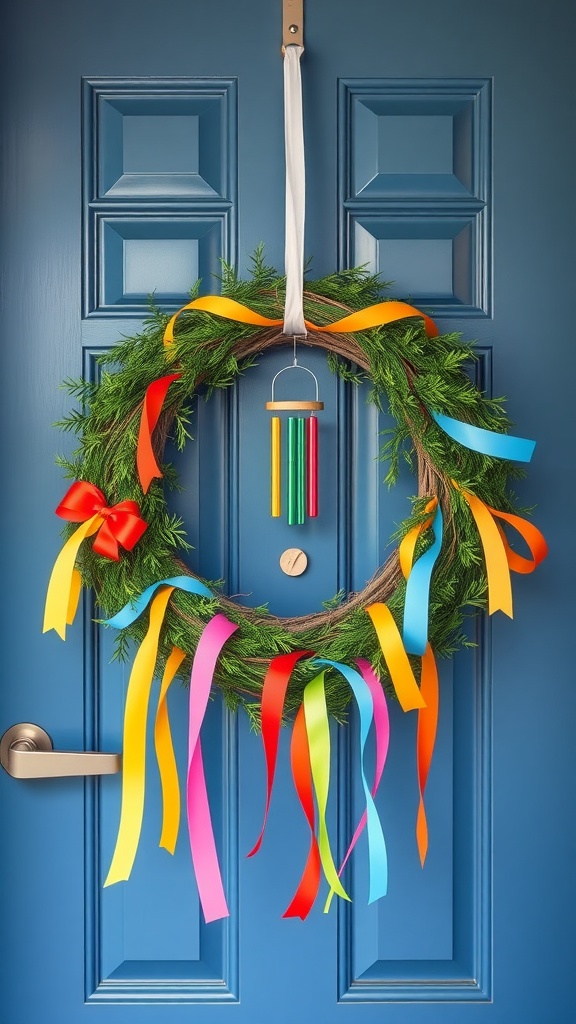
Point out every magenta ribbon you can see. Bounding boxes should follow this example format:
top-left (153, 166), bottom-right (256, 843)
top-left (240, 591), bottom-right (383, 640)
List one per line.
top-left (187, 613), bottom-right (238, 923)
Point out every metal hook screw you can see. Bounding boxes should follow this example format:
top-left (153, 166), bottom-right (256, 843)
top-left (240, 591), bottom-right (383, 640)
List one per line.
top-left (289, 24), bottom-right (299, 33)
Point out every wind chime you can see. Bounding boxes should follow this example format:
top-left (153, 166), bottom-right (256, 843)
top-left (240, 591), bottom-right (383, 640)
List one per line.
top-left (267, 337), bottom-right (323, 524)
top-left (266, 3), bottom-right (322, 526)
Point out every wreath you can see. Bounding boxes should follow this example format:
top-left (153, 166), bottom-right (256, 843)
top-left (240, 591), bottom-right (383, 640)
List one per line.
top-left (43, 252), bottom-right (547, 920)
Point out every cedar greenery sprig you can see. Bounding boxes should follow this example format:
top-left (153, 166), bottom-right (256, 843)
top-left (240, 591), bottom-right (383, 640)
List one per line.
top-left (54, 249), bottom-right (528, 721)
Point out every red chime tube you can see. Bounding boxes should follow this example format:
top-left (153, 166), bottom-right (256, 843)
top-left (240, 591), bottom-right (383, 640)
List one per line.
top-left (306, 415), bottom-right (318, 517)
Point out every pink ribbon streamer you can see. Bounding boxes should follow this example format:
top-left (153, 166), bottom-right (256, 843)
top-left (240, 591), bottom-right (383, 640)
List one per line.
top-left (187, 613), bottom-right (238, 923)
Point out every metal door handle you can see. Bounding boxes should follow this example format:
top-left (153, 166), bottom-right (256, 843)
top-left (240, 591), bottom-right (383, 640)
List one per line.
top-left (0, 723), bottom-right (120, 778)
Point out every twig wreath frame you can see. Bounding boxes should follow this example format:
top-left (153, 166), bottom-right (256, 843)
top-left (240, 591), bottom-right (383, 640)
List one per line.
top-left (50, 254), bottom-right (546, 724)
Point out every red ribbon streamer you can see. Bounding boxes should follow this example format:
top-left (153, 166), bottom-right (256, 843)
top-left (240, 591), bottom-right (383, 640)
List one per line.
top-left (56, 481), bottom-right (147, 560)
top-left (247, 650), bottom-right (313, 858)
top-left (416, 645), bottom-right (439, 867)
top-left (306, 416), bottom-right (318, 517)
top-left (136, 373), bottom-right (182, 493)
top-left (283, 704), bottom-right (322, 919)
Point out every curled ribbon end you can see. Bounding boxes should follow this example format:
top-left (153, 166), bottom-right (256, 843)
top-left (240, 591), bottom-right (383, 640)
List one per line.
top-left (203, 908), bottom-right (230, 924)
top-left (423, 314), bottom-right (439, 338)
top-left (42, 620), bottom-right (66, 640)
top-left (159, 839), bottom-right (177, 856)
top-left (416, 799), bottom-right (428, 868)
top-left (103, 871), bottom-right (127, 888)
top-left (138, 464), bottom-right (162, 496)
top-left (246, 839), bottom-right (263, 859)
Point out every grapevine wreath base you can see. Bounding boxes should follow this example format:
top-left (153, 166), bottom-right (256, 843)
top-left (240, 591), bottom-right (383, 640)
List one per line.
top-left (43, 256), bottom-right (547, 921)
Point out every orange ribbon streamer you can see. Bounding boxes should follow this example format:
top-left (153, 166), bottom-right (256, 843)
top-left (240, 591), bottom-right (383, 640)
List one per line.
top-left (398, 501), bottom-right (440, 865)
top-left (56, 481), bottom-right (148, 561)
top-left (416, 645), bottom-right (439, 867)
top-left (154, 645), bottom-right (187, 854)
top-left (162, 295), bottom-right (439, 347)
top-left (365, 603), bottom-right (426, 712)
top-left (398, 498), bottom-right (438, 579)
top-left (456, 485), bottom-right (548, 616)
top-left (283, 704), bottom-right (322, 920)
top-left (137, 295), bottom-right (439, 490)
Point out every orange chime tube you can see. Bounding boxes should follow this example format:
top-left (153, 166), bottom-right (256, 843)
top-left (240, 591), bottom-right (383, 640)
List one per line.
top-left (271, 417), bottom-right (281, 517)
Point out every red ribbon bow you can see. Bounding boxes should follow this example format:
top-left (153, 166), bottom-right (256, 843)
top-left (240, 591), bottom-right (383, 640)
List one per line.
top-left (56, 481), bottom-right (148, 561)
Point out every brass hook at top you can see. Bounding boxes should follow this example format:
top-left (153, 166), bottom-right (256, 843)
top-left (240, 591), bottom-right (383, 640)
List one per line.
top-left (282, 0), bottom-right (304, 53)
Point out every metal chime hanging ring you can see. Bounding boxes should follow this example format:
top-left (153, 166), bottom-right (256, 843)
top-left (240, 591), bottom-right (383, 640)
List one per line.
top-left (266, 364), bottom-right (325, 411)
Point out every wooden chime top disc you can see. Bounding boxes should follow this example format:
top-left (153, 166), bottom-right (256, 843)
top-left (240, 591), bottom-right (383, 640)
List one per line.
top-left (266, 400), bottom-right (324, 411)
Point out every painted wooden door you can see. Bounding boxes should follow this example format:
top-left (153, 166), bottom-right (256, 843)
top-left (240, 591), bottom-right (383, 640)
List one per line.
top-left (0, 1), bottom-right (573, 1021)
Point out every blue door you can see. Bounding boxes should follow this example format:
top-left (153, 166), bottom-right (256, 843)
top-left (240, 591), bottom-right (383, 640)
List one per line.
top-left (1, 1), bottom-right (573, 1021)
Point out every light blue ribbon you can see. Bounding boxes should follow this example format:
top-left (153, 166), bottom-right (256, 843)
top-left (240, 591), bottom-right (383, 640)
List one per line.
top-left (431, 410), bottom-right (536, 462)
top-left (314, 658), bottom-right (387, 903)
top-left (104, 575), bottom-right (213, 629)
top-left (403, 504), bottom-right (443, 657)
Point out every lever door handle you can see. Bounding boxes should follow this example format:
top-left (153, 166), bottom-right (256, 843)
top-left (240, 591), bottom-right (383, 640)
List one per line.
top-left (0, 723), bottom-right (120, 778)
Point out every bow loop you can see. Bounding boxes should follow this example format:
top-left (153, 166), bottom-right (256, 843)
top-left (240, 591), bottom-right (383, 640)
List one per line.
top-left (56, 482), bottom-right (147, 561)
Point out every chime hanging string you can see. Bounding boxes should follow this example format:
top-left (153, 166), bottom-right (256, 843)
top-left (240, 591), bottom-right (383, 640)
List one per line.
top-left (283, 43), bottom-right (306, 337)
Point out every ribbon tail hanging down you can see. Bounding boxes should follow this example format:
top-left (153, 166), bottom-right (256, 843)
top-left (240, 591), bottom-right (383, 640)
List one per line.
top-left (303, 671), bottom-right (351, 906)
top-left (186, 613), bottom-right (238, 924)
top-left (400, 500), bottom-right (443, 657)
top-left (365, 603), bottom-right (426, 712)
top-left (137, 373), bottom-right (182, 493)
top-left (154, 645), bottom-right (187, 854)
top-left (43, 513), bottom-right (103, 639)
top-left (283, 703), bottom-right (322, 920)
top-left (416, 644), bottom-right (439, 866)
top-left (247, 650), bottom-right (313, 858)
top-left (324, 658), bottom-right (390, 912)
top-left (104, 586), bottom-right (175, 887)
top-left (315, 659), bottom-right (388, 908)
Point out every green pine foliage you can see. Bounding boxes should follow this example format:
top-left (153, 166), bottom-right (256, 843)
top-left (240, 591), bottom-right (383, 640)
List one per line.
top-left (55, 253), bottom-right (533, 721)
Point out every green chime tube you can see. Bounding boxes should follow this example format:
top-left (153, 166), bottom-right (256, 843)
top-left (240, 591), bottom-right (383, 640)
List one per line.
top-left (287, 417), bottom-right (298, 525)
top-left (296, 416), bottom-right (306, 524)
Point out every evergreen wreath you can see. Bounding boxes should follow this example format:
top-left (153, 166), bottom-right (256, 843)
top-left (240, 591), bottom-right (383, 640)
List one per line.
top-left (54, 250), bottom-right (537, 723)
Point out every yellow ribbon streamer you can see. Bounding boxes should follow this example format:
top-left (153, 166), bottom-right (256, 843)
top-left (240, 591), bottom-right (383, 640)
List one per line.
top-left (303, 672), bottom-right (351, 904)
top-left (365, 603), bottom-right (426, 712)
top-left (154, 645), bottom-right (187, 855)
top-left (163, 296), bottom-right (438, 347)
top-left (43, 513), bottom-right (104, 639)
top-left (104, 586), bottom-right (175, 887)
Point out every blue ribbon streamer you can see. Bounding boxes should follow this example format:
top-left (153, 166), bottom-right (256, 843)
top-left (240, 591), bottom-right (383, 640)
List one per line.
top-left (104, 575), bottom-right (213, 629)
top-left (431, 410), bottom-right (536, 462)
top-left (314, 658), bottom-right (387, 903)
top-left (403, 504), bottom-right (444, 657)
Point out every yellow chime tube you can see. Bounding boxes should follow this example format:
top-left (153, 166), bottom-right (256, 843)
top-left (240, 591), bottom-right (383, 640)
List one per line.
top-left (271, 416), bottom-right (281, 517)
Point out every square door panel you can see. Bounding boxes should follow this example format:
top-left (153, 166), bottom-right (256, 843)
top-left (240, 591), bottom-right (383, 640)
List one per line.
top-left (85, 80), bottom-right (237, 201)
top-left (349, 209), bottom-right (490, 317)
top-left (89, 214), bottom-right (228, 315)
top-left (340, 79), bottom-right (491, 201)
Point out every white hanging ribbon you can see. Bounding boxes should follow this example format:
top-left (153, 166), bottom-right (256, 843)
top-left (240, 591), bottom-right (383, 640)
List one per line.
top-left (283, 45), bottom-right (306, 337)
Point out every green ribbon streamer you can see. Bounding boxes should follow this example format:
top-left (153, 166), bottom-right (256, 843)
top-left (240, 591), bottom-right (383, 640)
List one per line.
top-left (303, 671), bottom-right (351, 905)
